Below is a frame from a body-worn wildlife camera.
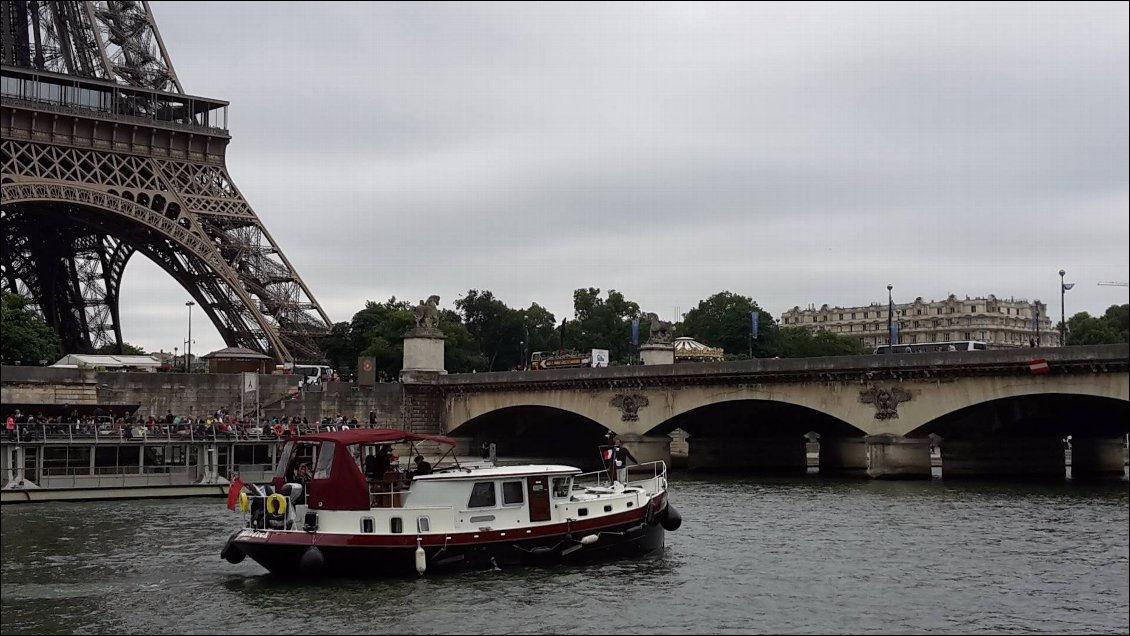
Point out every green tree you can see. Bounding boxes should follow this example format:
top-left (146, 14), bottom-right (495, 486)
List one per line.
top-left (455, 290), bottom-right (525, 371)
top-left (1065, 304), bottom-right (1130, 345)
top-left (677, 291), bottom-right (778, 358)
top-left (1, 292), bottom-right (62, 365)
top-left (776, 326), bottom-right (868, 358)
top-left (566, 288), bottom-right (643, 363)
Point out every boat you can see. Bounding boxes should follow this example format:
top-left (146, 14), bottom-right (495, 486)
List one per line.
top-left (2, 420), bottom-right (282, 503)
top-left (220, 428), bottom-right (682, 576)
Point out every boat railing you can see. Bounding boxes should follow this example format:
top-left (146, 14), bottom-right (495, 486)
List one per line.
top-left (3, 421), bottom-right (291, 444)
top-left (573, 459), bottom-right (668, 491)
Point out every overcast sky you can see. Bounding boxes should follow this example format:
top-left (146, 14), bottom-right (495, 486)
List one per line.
top-left (120, 1), bottom-right (1129, 357)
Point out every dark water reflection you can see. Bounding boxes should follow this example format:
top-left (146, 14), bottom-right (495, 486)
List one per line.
top-left (2, 475), bottom-right (1127, 635)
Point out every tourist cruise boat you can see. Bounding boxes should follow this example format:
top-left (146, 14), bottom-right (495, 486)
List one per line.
top-left (220, 429), bottom-right (681, 576)
top-left (2, 421), bottom-right (278, 503)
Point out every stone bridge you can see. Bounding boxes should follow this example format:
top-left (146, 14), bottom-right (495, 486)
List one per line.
top-left (435, 345), bottom-right (1129, 479)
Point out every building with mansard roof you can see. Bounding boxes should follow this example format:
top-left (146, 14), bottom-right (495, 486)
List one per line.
top-left (779, 294), bottom-right (1056, 350)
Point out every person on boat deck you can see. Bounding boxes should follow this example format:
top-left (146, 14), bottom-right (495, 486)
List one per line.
top-left (412, 454), bottom-right (432, 476)
top-left (366, 445), bottom-right (392, 480)
top-left (611, 439), bottom-right (637, 484)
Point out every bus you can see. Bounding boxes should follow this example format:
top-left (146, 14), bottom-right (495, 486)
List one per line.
top-left (873, 340), bottom-right (988, 354)
top-left (530, 351), bottom-right (592, 370)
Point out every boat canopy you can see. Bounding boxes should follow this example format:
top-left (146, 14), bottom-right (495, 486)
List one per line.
top-left (292, 428), bottom-right (456, 447)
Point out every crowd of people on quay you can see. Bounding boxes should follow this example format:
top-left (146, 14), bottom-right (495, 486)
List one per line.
top-left (4, 406), bottom-right (374, 442)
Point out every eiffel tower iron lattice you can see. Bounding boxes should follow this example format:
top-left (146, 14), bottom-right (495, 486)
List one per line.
top-left (1, 0), bottom-right (332, 362)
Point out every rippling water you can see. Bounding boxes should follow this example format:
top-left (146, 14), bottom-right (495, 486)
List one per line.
top-left (2, 475), bottom-right (1127, 635)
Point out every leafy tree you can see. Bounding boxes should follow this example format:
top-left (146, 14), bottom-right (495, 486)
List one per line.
top-left (455, 290), bottom-right (525, 371)
top-left (776, 327), bottom-right (868, 358)
top-left (1, 292), bottom-right (62, 365)
top-left (1065, 304), bottom-right (1129, 345)
top-left (677, 291), bottom-right (778, 358)
top-left (565, 288), bottom-right (643, 363)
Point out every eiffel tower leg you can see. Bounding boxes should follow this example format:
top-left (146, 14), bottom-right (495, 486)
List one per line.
top-left (3, 4), bottom-right (331, 363)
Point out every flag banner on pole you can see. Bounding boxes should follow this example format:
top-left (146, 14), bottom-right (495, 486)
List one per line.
top-left (631, 319), bottom-right (639, 346)
top-left (1029, 359), bottom-right (1050, 375)
top-left (242, 372), bottom-right (257, 394)
top-left (751, 311), bottom-right (759, 340)
top-left (226, 477), bottom-right (244, 510)
top-left (890, 322), bottom-right (899, 347)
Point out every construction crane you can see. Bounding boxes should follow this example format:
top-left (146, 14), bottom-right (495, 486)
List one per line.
top-left (1097, 282), bottom-right (1129, 287)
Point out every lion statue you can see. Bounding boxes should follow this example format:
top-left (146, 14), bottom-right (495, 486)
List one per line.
top-left (645, 312), bottom-right (673, 344)
top-left (412, 295), bottom-right (442, 331)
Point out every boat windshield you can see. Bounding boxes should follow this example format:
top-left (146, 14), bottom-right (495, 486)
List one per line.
top-left (552, 476), bottom-right (572, 498)
top-left (314, 441), bottom-right (335, 479)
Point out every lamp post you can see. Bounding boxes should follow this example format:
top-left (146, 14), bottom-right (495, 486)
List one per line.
top-left (1058, 270), bottom-right (1074, 346)
top-left (174, 346), bottom-right (178, 372)
top-left (887, 284), bottom-right (894, 349)
top-left (185, 300), bottom-right (195, 372)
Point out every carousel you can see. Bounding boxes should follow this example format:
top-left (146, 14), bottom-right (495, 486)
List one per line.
top-left (672, 337), bottom-right (725, 362)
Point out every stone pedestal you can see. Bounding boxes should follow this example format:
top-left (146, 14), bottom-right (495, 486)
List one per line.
top-left (866, 434), bottom-right (931, 480)
top-left (941, 438), bottom-right (1065, 480)
top-left (401, 329), bottom-right (446, 381)
top-left (819, 437), bottom-right (868, 476)
top-left (687, 436), bottom-right (807, 473)
top-left (1070, 437), bottom-right (1127, 480)
top-left (617, 434), bottom-right (673, 470)
top-left (640, 343), bottom-right (674, 366)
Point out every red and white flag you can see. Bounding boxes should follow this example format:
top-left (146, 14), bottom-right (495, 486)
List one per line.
top-left (1029, 359), bottom-right (1050, 375)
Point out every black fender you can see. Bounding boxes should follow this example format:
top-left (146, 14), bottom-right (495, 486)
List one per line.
top-left (220, 532), bottom-right (246, 564)
top-left (660, 503), bottom-right (682, 532)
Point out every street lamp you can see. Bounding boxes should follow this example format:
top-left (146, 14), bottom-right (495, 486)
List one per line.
top-left (1058, 270), bottom-right (1074, 346)
top-left (887, 284), bottom-right (894, 349)
top-left (185, 300), bottom-right (195, 372)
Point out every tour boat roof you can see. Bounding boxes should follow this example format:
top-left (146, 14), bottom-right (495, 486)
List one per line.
top-left (415, 464), bottom-right (581, 480)
top-left (293, 428), bottom-right (456, 446)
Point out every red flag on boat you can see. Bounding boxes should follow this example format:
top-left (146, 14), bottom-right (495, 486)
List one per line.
top-left (226, 478), bottom-right (244, 510)
top-left (1029, 359), bottom-right (1050, 375)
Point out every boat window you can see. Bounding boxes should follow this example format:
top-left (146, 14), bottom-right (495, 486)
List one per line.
top-left (552, 477), bottom-right (571, 498)
top-left (361, 517), bottom-right (374, 533)
top-left (417, 516), bottom-right (430, 533)
top-left (313, 442), bottom-right (335, 479)
top-left (468, 482), bottom-right (496, 508)
top-left (578, 508), bottom-right (589, 517)
top-left (390, 517), bottom-right (403, 533)
top-left (603, 505), bottom-right (612, 512)
top-left (273, 441), bottom-right (296, 479)
top-left (502, 481), bottom-right (524, 505)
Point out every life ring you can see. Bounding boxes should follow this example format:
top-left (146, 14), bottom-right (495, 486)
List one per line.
top-left (273, 424), bottom-right (284, 437)
top-left (238, 492), bottom-right (250, 513)
top-left (266, 492), bottom-right (288, 516)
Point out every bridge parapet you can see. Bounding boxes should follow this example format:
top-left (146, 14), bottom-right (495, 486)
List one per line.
top-left (438, 344), bottom-right (1129, 393)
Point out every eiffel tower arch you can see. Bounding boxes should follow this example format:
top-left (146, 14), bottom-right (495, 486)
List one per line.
top-left (1, 0), bottom-right (331, 362)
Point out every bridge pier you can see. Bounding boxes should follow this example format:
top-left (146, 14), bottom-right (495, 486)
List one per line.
top-left (617, 434), bottom-right (672, 471)
top-left (941, 438), bottom-right (1065, 480)
top-left (865, 434), bottom-right (931, 480)
top-left (687, 436), bottom-right (807, 473)
top-left (1070, 437), bottom-right (1128, 480)
top-left (819, 437), bottom-right (868, 476)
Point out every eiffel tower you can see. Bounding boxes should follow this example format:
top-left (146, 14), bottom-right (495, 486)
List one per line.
top-left (1, 0), bottom-right (331, 363)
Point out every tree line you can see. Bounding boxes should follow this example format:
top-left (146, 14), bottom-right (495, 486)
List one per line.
top-left (3, 291), bottom-right (1127, 373)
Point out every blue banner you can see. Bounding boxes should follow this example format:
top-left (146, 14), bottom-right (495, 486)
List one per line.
top-left (631, 318), bottom-right (640, 346)
top-left (750, 311), bottom-right (759, 340)
top-left (890, 321), bottom-right (899, 347)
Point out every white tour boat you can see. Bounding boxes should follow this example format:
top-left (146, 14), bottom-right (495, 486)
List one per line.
top-left (220, 428), bottom-right (681, 576)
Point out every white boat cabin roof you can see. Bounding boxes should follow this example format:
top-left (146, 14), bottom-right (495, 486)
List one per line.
top-left (416, 464), bottom-right (580, 481)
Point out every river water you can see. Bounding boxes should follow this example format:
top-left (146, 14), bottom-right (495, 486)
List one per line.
top-left (2, 474), bottom-right (1127, 635)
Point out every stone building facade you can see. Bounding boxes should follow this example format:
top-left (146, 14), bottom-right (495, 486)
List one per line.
top-left (780, 294), bottom-right (1057, 350)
